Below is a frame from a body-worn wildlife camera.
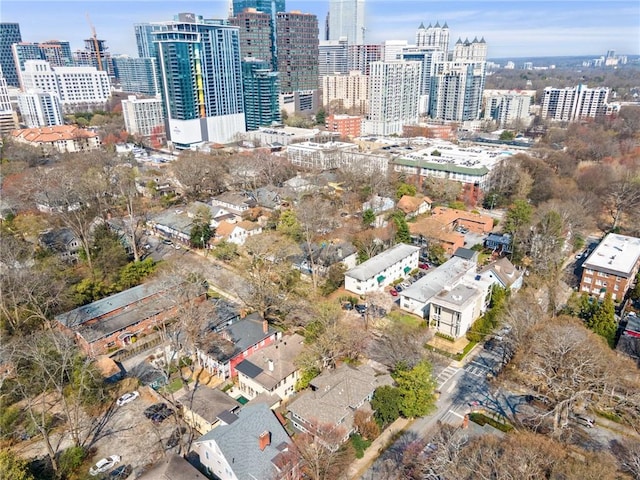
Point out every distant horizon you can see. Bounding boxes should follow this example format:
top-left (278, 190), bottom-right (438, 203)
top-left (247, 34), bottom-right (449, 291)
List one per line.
top-left (2, 1), bottom-right (639, 59)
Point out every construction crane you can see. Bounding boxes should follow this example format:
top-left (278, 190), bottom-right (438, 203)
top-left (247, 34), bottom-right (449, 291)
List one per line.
top-left (85, 12), bottom-right (103, 71)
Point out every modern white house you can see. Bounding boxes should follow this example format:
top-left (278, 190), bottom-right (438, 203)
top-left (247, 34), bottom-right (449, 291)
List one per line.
top-left (344, 243), bottom-right (420, 294)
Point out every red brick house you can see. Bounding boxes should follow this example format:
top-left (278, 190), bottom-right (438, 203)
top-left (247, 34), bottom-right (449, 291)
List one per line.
top-left (55, 282), bottom-right (206, 357)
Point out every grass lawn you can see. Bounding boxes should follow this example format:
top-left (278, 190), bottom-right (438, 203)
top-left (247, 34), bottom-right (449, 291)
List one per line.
top-left (469, 412), bottom-right (513, 432)
top-left (161, 377), bottom-right (184, 394)
top-left (387, 310), bottom-right (425, 328)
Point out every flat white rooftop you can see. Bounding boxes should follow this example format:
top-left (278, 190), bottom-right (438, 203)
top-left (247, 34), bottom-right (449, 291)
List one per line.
top-left (583, 233), bottom-right (640, 278)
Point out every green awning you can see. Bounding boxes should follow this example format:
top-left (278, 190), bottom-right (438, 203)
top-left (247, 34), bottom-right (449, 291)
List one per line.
top-left (377, 275), bottom-right (386, 283)
top-left (404, 266), bottom-right (411, 274)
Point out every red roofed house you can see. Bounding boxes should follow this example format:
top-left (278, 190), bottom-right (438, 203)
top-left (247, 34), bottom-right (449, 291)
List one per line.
top-left (215, 220), bottom-right (262, 245)
top-left (397, 195), bottom-right (432, 219)
top-left (11, 125), bottom-right (100, 153)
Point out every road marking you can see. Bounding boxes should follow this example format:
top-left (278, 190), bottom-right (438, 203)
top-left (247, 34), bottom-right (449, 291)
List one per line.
top-left (446, 380), bottom-right (457, 393)
top-left (448, 410), bottom-right (464, 419)
top-left (470, 360), bottom-right (490, 369)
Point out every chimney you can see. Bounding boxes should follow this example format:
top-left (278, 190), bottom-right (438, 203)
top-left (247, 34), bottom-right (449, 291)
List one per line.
top-left (263, 320), bottom-right (268, 334)
top-left (259, 431), bottom-right (271, 451)
top-left (268, 359), bottom-right (274, 372)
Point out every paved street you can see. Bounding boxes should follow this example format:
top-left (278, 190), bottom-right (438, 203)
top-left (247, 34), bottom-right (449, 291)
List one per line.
top-left (360, 341), bottom-right (523, 479)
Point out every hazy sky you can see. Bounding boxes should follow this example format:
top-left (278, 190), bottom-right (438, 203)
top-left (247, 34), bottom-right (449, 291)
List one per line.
top-left (3, 0), bottom-right (638, 59)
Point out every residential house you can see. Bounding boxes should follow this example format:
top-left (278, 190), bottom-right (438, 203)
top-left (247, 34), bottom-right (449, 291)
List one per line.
top-left (399, 256), bottom-right (478, 318)
top-left (287, 364), bottom-right (393, 446)
top-left (478, 257), bottom-right (523, 291)
top-left (138, 454), bottom-right (208, 480)
top-left (617, 312), bottom-right (640, 363)
top-left (254, 186), bottom-right (284, 210)
top-left (55, 282), bottom-right (206, 357)
top-left (362, 195), bottom-right (395, 228)
top-left (196, 313), bottom-right (279, 380)
top-left (236, 333), bottom-right (305, 405)
top-left (215, 220), bottom-right (262, 245)
top-left (396, 195), bottom-right (432, 219)
top-left (188, 201), bottom-right (238, 227)
top-left (193, 403), bottom-right (299, 480)
top-left (10, 125), bottom-right (100, 153)
top-left (580, 233), bottom-right (640, 301)
top-left (344, 243), bottom-right (420, 294)
top-left (39, 228), bottom-right (81, 262)
top-left (430, 207), bottom-right (494, 234)
top-left (211, 192), bottom-right (257, 215)
top-left (409, 216), bottom-right (466, 256)
top-left (295, 241), bottom-right (358, 276)
top-left (148, 209), bottom-right (193, 245)
top-left (429, 283), bottom-right (485, 339)
top-left (484, 233), bottom-right (513, 254)
top-left (282, 175), bottom-right (315, 196)
top-left (178, 386), bottom-right (241, 435)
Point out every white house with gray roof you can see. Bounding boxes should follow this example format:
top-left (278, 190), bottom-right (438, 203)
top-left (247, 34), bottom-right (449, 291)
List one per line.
top-left (193, 403), bottom-right (297, 480)
top-left (344, 243), bottom-right (420, 294)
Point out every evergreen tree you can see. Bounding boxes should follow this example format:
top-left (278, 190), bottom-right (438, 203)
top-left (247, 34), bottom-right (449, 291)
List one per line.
top-left (391, 211), bottom-right (411, 244)
top-left (586, 293), bottom-right (617, 347)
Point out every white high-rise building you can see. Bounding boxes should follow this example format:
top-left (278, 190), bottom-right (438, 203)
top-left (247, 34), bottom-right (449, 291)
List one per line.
top-left (328, 0), bottom-right (365, 45)
top-left (483, 90), bottom-right (534, 128)
top-left (121, 95), bottom-right (165, 146)
top-left (17, 91), bottom-right (64, 127)
top-left (382, 40), bottom-right (408, 62)
top-left (541, 84), bottom-right (609, 122)
top-left (415, 21), bottom-right (450, 53)
top-left (401, 47), bottom-right (446, 115)
top-left (20, 60), bottom-right (110, 111)
top-left (363, 61), bottom-right (421, 136)
top-left (0, 65), bottom-right (18, 136)
top-left (322, 70), bottom-right (368, 115)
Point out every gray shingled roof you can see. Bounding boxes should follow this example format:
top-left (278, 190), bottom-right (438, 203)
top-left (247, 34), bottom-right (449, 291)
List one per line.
top-left (345, 243), bottom-right (420, 281)
top-left (195, 403), bottom-right (291, 480)
top-left (178, 386), bottom-right (240, 423)
top-left (138, 454), bottom-right (208, 480)
top-left (401, 256), bottom-right (474, 304)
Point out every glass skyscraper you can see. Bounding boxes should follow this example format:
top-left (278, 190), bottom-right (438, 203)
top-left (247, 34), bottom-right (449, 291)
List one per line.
top-left (154, 13), bottom-right (246, 148)
top-left (134, 23), bottom-right (157, 59)
top-left (328, 0), bottom-right (365, 45)
top-left (241, 58), bottom-right (281, 130)
top-left (0, 23), bottom-right (22, 87)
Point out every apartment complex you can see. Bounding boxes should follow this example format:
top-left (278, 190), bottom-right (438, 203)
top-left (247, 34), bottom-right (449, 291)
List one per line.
top-left (153, 13), bottom-right (245, 148)
top-left (16, 91), bottom-right (64, 127)
top-left (321, 70), bottom-right (368, 115)
top-left (347, 43), bottom-right (381, 74)
top-left (0, 66), bottom-right (18, 135)
top-left (133, 23), bottom-right (157, 59)
top-left (319, 38), bottom-right (349, 76)
top-left (541, 84), bottom-right (610, 122)
top-left (11, 125), bottom-right (100, 153)
top-left (20, 60), bottom-right (110, 112)
top-left (580, 233), bottom-right (640, 301)
top-left (113, 56), bottom-right (159, 96)
top-left (241, 58), bottom-right (281, 130)
top-left (121, 95), bottom-right (165, 146)
top-left (325, 113), bottom-right (362, 137)
top-left (483, 89), bottom-right (534, 127)
top-left (230, 8), bottom-right (274, 68)
top-left (363, 60), bottom-right (421, 136)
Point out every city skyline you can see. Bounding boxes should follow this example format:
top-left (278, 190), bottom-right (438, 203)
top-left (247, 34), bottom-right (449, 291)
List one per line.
top-left (2, 1), bottom-right (638, 59)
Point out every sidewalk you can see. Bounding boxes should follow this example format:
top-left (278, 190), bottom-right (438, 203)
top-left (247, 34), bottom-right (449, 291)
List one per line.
top-left (347, 417), bottom-right (413, 479)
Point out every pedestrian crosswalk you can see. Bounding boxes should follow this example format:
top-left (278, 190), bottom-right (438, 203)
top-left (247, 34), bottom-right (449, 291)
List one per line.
top-left (436, 365), bottom-right (459, 389)
top-left (463, 361), bottom-right (491, 378)
top-left (439, 402), bottom-right (468, 425)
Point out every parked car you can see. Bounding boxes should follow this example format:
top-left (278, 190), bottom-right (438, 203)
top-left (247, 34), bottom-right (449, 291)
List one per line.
top-left (419, 263), bottom-right (430, 270)
top-left (109, 464), bottom-right (133, 479)
top-left (395, 285), bottom-right (403, 292)
top-left (151, 406), bottom-right (174, 424)
top-left (355, 304), bottom-right (367, 314)
top-left (162, 239), bottom-right (173, 245)
top-left (89, 456), bottom-right (121, 476)
top-left (144, 403), bottom-right (167, 419)
top-left (389, 288), bottom-right (398, 297)
top-left (341, 302), bottom-right (353, 311)
top-left (116, 391), bottom-right (139, 407)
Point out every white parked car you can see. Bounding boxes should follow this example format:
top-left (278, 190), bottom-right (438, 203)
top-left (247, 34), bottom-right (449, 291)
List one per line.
top-left (89, 455), bottom-right (121, 476)
top-left (116, 391), bottom-right (139, 407)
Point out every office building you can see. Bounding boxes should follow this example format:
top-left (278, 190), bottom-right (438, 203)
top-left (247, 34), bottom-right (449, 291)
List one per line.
top-left (241, 58), bottom-right (281, 130)
top-left (121, 95), bottom-right (166, 147)
top-left (21, 60), bottom-right (111, 112)
top-left (134, 23), bottom-right (157, 59)
top-left (276, 11), bottom-right (319, 112)
top-left (483, 90), bottom-right (533, 128)
top-left (17, 91), bottom-right (64, 127)
top-left (113, 56), bottom-right (159, 96)
top-left (319, 38), bottom-right (348, 76)
top-left (0, 23), bottom-right (22, 87)
top-left (415, 21), bottom-right (450, 52)
top-left (0, 66), bottom-right (18, 135)
top-left (363, 61), bottom-right (421, 136)
top-left (321, 70), bottom-right (368, 115)
top-left (541, 84), bottom-right (609, 122)
top-left (230, 9), bottom-right (274, 68)
top-left (347, 43), bottom-right (381, 75)
top-left (328, 0), bottom-right (365, 44)
top-left (154, 13), bottom-right (245, 148)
